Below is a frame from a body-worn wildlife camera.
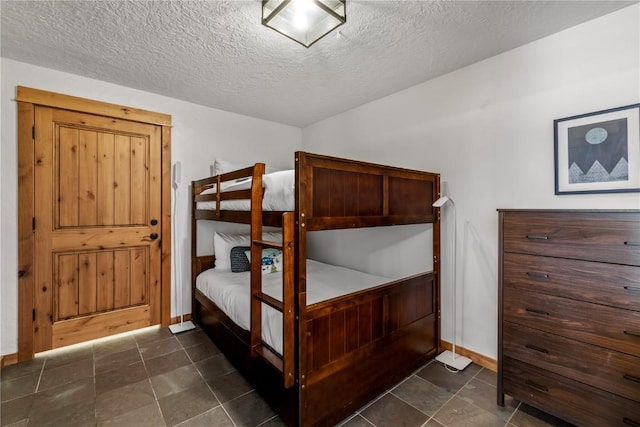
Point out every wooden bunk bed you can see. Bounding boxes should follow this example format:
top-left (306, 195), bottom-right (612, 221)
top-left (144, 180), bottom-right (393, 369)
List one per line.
top-left (191, 151), bottom-right (442, 426)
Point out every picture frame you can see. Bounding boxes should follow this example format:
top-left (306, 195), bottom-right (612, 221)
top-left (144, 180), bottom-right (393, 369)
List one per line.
top-left (554, 103), bottom-right (640, 195)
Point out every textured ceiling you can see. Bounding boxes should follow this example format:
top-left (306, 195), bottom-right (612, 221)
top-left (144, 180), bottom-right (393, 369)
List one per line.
top-left (1, 1), bottom-right (636, 127)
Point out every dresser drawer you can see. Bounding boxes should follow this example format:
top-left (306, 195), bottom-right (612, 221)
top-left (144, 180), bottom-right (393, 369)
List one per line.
top-left (503, 357), bottom-right (640, 427)
top-left (504, 287), bottom-right (640, 356)
top-left (504, 252), bottom-right (640, 311)
top-left (503, 322), bottom-right (640, 402)
top-left (502, 211), bottom-right (640, 266)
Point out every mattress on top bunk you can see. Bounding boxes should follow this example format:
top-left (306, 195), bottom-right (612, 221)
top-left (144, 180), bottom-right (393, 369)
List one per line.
top-left (196, 259), bottom-right (391, 355)
top-left (197, 169), bottom-right (294, 211)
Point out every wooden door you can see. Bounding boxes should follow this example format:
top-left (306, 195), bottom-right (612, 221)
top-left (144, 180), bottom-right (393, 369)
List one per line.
top-left (32, 107), bottom-right (163, 351)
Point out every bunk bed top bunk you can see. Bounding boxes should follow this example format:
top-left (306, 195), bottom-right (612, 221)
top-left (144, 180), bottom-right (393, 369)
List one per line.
top-left (192, 151), bottom-right (437, 228)
top-left (191, 151), bottom-right (441, 426)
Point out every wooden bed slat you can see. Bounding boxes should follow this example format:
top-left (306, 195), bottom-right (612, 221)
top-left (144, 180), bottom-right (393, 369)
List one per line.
top-left (255, 292), bottom-right (283, 311)
top-left (254, 344), bottom-right (283, 371)
top-left (194, 188), bottom-right (253, 202)
top-left (194, 209), bottom-right (285, 227)
top-left (253, 239), bottom-right (283, 250)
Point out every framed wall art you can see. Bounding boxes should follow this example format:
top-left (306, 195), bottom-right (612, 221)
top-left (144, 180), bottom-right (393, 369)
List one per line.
top-left (554, 103), bottom-right (640, 195)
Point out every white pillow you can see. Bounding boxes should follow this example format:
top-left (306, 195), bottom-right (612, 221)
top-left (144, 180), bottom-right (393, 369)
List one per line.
top-left (263, 170), bottom-right (295, 211)
top-left (215, 158), bottom-right (250, 175)
top-left (211, 159), bottom-right (252, 191)
top-left (215, 158), bottom-right (281, 176)
top-left (214, 231), bottom-right (283, 271)
top-left (265, 165), bottom-right (281, 174)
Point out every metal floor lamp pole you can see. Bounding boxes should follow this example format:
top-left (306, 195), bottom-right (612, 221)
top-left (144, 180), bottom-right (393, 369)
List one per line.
top-left (169, 162), bottom-right (196, 334)
top-left (433, 196), bottom-right (471, 371)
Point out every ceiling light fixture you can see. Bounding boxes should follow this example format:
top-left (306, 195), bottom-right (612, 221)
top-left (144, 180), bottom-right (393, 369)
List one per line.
top-left (262, 0), bottom-right (346, 48)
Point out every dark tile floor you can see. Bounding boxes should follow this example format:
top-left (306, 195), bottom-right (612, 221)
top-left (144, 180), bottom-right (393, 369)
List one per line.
top-left (1, 326), bottom-right (574, 427)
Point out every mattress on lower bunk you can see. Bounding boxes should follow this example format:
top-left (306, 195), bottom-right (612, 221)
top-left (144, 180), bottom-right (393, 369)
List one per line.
top-left (197, 169), bottom-right (294, 211)
top-left (196, 259), bottom-right (391, 355)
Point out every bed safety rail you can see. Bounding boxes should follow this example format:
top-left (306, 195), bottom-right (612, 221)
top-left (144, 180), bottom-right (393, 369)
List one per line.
top-left (250, 212), bottom-right (296, 389)
top-left (192, 165), bottom-right (260, 221)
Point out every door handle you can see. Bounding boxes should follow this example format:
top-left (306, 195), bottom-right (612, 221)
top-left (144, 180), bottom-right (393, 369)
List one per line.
top-left (142, 233), bottom-right (159, 241)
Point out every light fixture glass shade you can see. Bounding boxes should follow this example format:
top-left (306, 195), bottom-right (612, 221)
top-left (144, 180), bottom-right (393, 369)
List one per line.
top-left (262, 0), bottom-right (346, 48)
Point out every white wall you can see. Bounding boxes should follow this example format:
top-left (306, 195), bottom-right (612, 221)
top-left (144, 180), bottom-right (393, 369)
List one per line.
top-left (0, 57), bottom-right (4, 355)
top-left (0, 59), bottom-right (302, 355)
top-left (302, 5), bottom-right (640, 359)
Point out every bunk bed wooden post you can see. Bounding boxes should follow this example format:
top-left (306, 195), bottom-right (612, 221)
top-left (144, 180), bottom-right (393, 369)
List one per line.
top-left (191, 180), bottom-right (197, 314)
top-left (433, 174), bottom-right (442, 354)
top-left (191, 177), bottom-right (215, 319)
top-left (294, 151), bottom-right (310, 425)
top-left (281, 212), bottom-right (296, 388)
top-left (249, 164), bottom-right (266, 355)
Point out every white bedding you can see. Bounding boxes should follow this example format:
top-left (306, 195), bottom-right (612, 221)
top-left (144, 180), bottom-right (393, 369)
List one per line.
top-left (197, 169), bottom-right (294, 212)
top-left (196, 259), bottom-right (391, 354)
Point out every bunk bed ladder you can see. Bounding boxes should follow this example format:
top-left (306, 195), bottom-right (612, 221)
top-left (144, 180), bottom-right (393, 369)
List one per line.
top-left (250, 212), bottom-right (296, 389)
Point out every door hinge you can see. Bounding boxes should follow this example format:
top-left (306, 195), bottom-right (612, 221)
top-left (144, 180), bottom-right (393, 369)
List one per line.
top-left (32, 309), bottom-right (36, 322)
top-left (32, 126), bottom-right (35, 139)
top-left (32, 217), bottom-right (36, 231)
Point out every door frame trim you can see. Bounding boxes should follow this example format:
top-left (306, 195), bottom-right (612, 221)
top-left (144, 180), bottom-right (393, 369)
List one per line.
top-left (16, 86), bottom-right (172, 361)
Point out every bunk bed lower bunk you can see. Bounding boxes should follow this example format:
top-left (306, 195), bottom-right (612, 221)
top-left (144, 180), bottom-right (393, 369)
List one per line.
top-left (191, 152), bottom-right (441, 426)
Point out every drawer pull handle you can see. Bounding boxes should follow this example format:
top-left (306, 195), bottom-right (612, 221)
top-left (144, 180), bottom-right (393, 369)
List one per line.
top-left (526, 235), bottom-right (549, 240)
top-left (525, 344), bottom-right (549, 354)
top-left (624, 286), bottom-right (640, 293)
top-left (624, 330), bottom-right (640, 338)
top-left (623, 418), bottom-right (640, 427)
top-left (525, 308), bottom-right (549, 316)
top-left (525, 380), bottom-right (548, 393)
top-left (624, 374), bottom-right (640, 384)
top-left (624, 241), bottom-right (640, 247)
top-left (526, 272), bottom-right (549, 279)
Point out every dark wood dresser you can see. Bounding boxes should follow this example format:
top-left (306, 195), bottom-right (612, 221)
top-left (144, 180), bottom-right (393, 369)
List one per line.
top-left (497, 209), bottom-right (640, 427)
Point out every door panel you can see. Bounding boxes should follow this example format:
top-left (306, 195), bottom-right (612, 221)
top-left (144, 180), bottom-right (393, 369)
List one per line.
top-left (34, 107), bottom-right (162, 352)
top-left (78, 252), bottom-right (97, 315)
top-left (52, 248), bottom-right (150, 321)
top-left (58, 126), bottom-right (79, 227)
top-left (56, 127), bottom-right (152, 229)
top-left (97, 133), bottom-right (115, 226)
top-left (56, 253), bottom-right (78, 319)
top-left (96, 252), bottom-right (115, 311)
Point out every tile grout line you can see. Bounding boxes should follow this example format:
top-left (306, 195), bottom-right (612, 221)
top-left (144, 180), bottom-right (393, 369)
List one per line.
top-left (34, 357), bottom-right (46, 394)
top-left (256, 414), bottom-right (281, 426)
top-left (175, 329), bottom-right (239, 427)
top-left (93, 344), bottom-right (97, 422)
top-left (434, 364), bottom-right (518, 427)
top-left (134, 332), bottom-right (170, 427)
top-left (345, 360), bottom-right (450, 427)
top-left (389, 374), bottom-right (450, 422)
top-left (503, 400), bottom-right (523, 427)
top-left (466, 367), bottom-right (521, 427)
top-left (418, 363), bottom-right (481, 427)
top-left (356, 368), bottom-right (432, 427)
